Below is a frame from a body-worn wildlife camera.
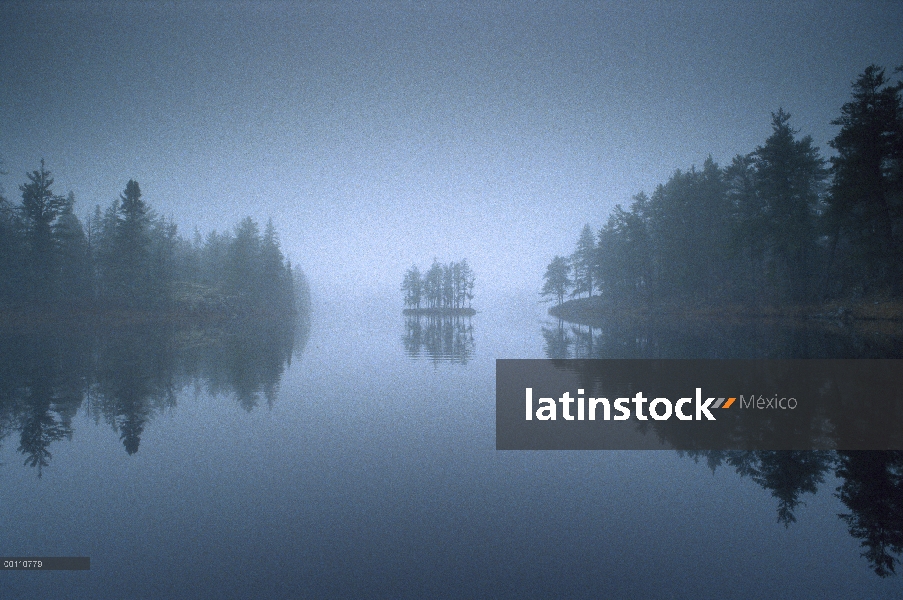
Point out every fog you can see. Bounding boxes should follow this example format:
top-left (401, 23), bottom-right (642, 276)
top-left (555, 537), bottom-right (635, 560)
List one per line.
top-left (2, 1), bottom-right (901, 301)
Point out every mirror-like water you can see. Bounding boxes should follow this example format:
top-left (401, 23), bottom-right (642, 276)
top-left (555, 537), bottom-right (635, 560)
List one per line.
top-left (2, 294), bottom-right (901, 598)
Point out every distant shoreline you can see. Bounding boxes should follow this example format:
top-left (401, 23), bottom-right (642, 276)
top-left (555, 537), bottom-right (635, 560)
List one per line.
top-left (403, 308), bottom-right (476, 317)
top-left (548, 296), bottom-right (903, 328)
top-left (0, 305), bottom-right (294, 332)
top-left (0, 282), bottom-right (300, 331)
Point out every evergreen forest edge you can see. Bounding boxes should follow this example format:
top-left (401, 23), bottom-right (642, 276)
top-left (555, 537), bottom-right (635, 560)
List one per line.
top-left (0, 170), bottom-right (308, 326)
top-left (542, 65), bottom-right (903, 324)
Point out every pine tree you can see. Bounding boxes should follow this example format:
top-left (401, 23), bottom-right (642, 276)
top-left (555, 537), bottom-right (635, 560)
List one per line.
top-left (401, 265), bottom-right (422, 309)
top-left (596, 197), bottom-right (651, 301)
top-left (108, 180), bottom-right (152, 304)
top-left (226, 217), bottom-right (262, 304)
top-left (750, 110), bottom-right (827, 301)
top-left (541, 255), bottom-right (572, 306)
top-left (260, 218), bottom-right (294, 314)
top-left (571, 224), bottom-right (596, 298)
top-left (826, 65), bottom-right (903, 294)
top-left (18, 160), bottom-right (69, 302)
top-left (424, 260), bottom-right (442, 309)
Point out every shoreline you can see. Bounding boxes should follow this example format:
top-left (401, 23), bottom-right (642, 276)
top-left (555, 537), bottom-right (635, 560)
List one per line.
top-left (548, 296), bottom-right (903, 329)
top-left (403, 307), bottom-right (477, 317)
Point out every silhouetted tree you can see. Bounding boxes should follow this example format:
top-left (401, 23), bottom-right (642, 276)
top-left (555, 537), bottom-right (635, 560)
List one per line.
top-left (402, 265), bottom-right (423, 309)
top-left (111, 179), bottom-right (153, 304)
top-left (552, 114), bottom-right (831, 308)
top-left (571, 224), bottom-right (596, 298)
top-left (596, 195), bottom-right (651, 300)
top-left (18, 160), bottom-right (69, 301)
top-left (646, 157), bottom-right (732, 302)
top-left (218, 217), bottom-right (296, 316)
top-left (825, 65), bottom-right (903, 295)
top-left (227, 217), bottom-right (261, 298)
top-left (541, 255), bottom-right (571, 306)
top-left (745, 110), bottom-right (827, 302)
top-left (260, 219), bottom-right (291, 311)
top-left (724, 153), bottom-right (767, 298)
top-left (148, 214), bottom-right (178, 304)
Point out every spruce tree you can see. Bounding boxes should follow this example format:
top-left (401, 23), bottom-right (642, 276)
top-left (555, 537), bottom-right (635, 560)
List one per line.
top-left (751, 110), bottom-right (827, 301)
top-left (18, 160), bottom-right (68, 302)
top-left (826, 65), bottom-right (903, 294)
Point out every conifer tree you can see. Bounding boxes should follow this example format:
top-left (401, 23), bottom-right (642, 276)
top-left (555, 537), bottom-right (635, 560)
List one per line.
top-left (18, 160), bottom-right (68, 301)
top-left (571, 224), bottom-right (596, 298)
top-left (106, 180), bottom-right (153, 304)
top-left (826, 65), bottom-right (903, 294)
top-left (750, 110), bottom-right (827, 301)
top-left (541, 255), bottom-right (572, 306)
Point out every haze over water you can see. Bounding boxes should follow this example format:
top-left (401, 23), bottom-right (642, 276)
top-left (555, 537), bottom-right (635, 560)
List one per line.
top-left (2, 297), bottom-right (902, 598)
top-left (3, 2), bottom-right (903, 598)
top-left (2, 2), bottom-right (902, 300)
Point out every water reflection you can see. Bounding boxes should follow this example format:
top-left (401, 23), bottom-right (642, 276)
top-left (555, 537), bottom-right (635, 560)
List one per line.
top-left (403, 315), bottom-right (474, 364)
top-left (547, 314), bottom-right (903, 577)
top-left (685, 450), bottom-right (903, 577)
top-left (0, 313), bottom-right (306, 473)
top-left (542, 316), bottom-right (903, 359)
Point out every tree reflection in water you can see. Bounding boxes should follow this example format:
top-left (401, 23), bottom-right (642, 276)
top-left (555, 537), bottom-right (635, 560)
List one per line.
top-left (836, 451), bottom-right (903, 577)
top-left (403, 315), bottom-right (474, 364)
top-left (0, 311), bottom-right (306, 469)
top-left (545, 317), bottom-right (903, 577)
top-left (541, 315), bottom-right (903, 360)
top-left (681, 450), bottom-right (903, 578)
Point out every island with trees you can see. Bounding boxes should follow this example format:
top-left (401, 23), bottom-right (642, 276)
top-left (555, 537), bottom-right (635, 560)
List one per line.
top-left (401, 259), bottom-right (475, 316)
top-left (541, 65), bottom-right (903, 327)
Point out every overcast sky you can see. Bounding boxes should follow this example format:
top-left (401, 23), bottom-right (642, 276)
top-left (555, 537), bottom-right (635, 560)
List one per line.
top-left (2, 1), bottom-right (901, 301)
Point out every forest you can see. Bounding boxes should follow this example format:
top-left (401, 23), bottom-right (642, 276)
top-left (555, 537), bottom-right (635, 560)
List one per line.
top-left (543, 65), bottom-right (903, 316)
top-left (0, 167), bottom-right (299, 321)
top-left (402, 259), bottom-right (475, 315)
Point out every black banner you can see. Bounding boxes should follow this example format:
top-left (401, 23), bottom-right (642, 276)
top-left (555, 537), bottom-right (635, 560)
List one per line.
top-left (496, 359), bottom-right (903, 450)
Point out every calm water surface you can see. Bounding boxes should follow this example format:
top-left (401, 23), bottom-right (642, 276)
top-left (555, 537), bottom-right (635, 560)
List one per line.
top-left (2, 293), bottom-right (901, 598)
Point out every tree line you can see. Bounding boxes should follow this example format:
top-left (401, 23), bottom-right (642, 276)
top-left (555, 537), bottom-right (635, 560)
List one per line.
top-left (543, 65), bottom-right (903, 307)
top-left (0, 164), bottom-right (297, 318)
top-left (402, 259), bottom-right (475, 312)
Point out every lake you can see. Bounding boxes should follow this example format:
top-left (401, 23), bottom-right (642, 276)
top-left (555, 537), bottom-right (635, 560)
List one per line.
top-left (2, 292), bottom-right (902, 598)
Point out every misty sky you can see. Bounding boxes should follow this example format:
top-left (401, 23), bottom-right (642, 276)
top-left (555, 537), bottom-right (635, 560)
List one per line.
top-left (2, 1), bottom-right (902, 301)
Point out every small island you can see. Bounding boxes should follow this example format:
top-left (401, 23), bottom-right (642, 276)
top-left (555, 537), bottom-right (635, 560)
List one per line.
top-left (401, 260), bottom-right (475, 316)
